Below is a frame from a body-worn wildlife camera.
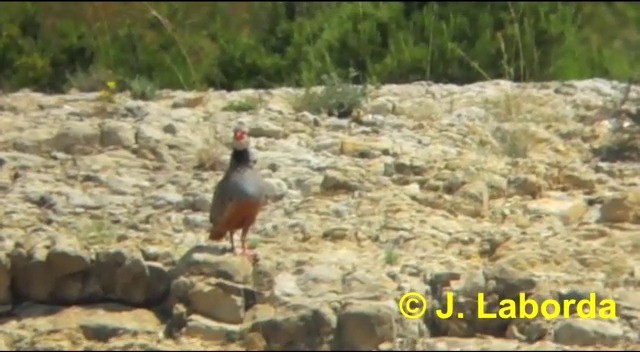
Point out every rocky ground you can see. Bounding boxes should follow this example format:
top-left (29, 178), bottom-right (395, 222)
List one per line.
top-left (1, 79), bottom-right (640, 350)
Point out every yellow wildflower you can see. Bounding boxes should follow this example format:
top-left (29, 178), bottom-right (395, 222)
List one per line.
top-left (106, 81), bottom-right (116, 90)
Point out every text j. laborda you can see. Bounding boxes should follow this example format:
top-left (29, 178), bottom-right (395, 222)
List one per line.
top-left (397, 291), bottom-right (617, 320)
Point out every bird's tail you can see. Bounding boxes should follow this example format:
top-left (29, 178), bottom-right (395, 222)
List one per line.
top-left (209, 226), bottom-right (226, 241)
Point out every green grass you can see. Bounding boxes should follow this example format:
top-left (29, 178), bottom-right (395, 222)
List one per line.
top-left (292, 69), bottom-right (369, 117)
top-left (127, 75), bottom-right (158, 101)
top-left (222, 96), bottom-right (263, 112)
top-left (384, 247), bottom-right (399, 266)
top-left (0, 2), bottom-right (639, 93)
top-left (76, 218), bottom-right (118, 246)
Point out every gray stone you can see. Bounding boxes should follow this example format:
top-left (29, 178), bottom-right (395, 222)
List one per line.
top-left (553, 318), bottom-right (625, 347)
top-left (171, 246), bottom-right (254, 284)
top-left (48, 121), bottom-right (100, 154)
top-left (99, 121), bottom-right (135, 148)
top-left (335, 301), bottom-right (396, 350)
top-left (188, 281), bottom-right (245, 324)
top-left (250, 302), bottom-right (336, 350)
top-left (183, 314), bottom-right (247, 342)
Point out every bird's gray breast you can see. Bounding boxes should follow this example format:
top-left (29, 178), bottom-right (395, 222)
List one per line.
top-left (226, 169), bottom-right (265, 202)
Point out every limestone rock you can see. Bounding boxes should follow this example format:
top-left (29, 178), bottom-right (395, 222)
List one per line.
top-left (171, 246), bottom-right (254, 285)
top-left (183, 314), bottom-right (247, 342)
top-left (553, 318), bottom-right (625, 347)
top-left (249, 302), bottom-right (336, 350)
top-left (599, 188), bottom-right (640, 223)
top-left (47, 121), bottom-right (100, 154)
top-left (99, 121), bottom-right (136, 148)
top-left (335, 301), bottom-right (396, 350)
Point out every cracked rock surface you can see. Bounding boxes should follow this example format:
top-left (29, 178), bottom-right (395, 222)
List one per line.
top-left (1, 79), bottom-right (640, 350)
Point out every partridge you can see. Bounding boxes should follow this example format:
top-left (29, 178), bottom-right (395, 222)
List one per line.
top-left (209, 123), bottom-right (265, 260)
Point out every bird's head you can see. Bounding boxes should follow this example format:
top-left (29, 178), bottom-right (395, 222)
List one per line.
top-left (232, 123), bottom-right (250, 150)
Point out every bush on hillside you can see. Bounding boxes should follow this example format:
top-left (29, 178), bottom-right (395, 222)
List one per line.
top-left (0, 2), bottom-right (638, 93)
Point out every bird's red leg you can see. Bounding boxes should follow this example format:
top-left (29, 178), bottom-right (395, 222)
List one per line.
top-left (240, 226), bottom-right (256, 261)
top-left (229, 231), bottom-right (236, 253)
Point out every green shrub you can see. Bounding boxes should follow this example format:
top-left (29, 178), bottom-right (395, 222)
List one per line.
top-left (0, 2), bottom-right (638, 92)
top-left (222, 96), bottom-right (263, 112)
top-left (65, 68), bottom-right (116, 93)
top-left (293, 69), bottom-right (368, 117)
top-left (127, 75), bottom-right (158, 101)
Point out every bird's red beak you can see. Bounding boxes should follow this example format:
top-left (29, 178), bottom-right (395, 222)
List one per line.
top-left (234, 130), bottom-right (247, 141)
